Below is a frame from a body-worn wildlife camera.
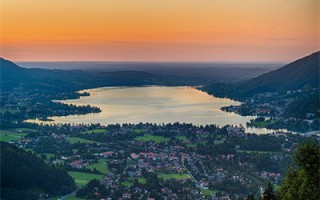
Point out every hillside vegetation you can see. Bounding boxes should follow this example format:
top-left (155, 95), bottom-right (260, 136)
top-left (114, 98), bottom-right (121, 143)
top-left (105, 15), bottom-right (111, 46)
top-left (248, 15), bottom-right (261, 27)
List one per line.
top-left (202, 51), bottom-right (320, 99)
top-left (0, 142), bottom-right (76, 200)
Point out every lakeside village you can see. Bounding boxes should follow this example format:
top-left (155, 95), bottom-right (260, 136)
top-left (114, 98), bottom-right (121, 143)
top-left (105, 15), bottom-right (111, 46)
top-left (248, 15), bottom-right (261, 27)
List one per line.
top-left (221, 87), bottom-right (320, 133)
top-left (3, 122), bottom-right (319, 200)
top-left (1, 85), bottom-right (319, 199)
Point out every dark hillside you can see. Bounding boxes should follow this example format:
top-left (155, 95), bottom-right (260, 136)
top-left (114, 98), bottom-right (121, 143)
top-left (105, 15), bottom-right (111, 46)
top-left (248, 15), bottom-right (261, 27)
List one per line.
top-left (0, 142), bottom-right (76, 200)
top-left (202, 51), bottom-right (320, 98)
top-left (241, 51), bottom-right (319, 95)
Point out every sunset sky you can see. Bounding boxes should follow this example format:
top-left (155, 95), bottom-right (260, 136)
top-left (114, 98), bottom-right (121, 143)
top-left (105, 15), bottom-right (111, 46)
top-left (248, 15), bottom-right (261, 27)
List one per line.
top-left (0, 0), bottom-right (319, 62)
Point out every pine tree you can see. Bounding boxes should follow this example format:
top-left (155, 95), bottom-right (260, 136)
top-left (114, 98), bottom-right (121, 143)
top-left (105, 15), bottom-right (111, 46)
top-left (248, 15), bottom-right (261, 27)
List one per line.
top-left (278, 141), bottom-right (320, 200)
top-left (261, 183), bottom-right (276, 200)
top-left (247, 193), bottom-right (255, 200)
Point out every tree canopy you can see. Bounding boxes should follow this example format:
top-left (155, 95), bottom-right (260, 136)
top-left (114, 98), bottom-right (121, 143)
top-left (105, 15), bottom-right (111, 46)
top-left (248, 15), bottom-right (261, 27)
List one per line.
top-left (278, 141), bottom-right (320, 200)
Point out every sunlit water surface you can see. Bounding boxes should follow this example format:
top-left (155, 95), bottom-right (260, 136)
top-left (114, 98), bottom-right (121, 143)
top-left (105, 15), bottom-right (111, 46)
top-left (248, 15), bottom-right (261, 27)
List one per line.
top-left (27, 86), bottom-right (285, 134)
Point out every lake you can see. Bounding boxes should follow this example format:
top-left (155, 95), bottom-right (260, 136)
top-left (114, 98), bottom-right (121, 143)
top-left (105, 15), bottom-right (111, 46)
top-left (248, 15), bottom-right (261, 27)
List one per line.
top-left (27, 86), bottom-right (280, 134)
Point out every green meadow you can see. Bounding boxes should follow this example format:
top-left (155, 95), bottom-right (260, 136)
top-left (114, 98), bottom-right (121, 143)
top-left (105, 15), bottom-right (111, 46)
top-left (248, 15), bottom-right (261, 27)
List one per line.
top-left (133, 128), bottom-right (145, 133)
top-left (67, 171), bottom-right (105, 186)
top-left (135, 134), bottom-right (170, 143)
top-left (81, 129), bottom-right (106, 134)
top-left (87, 160), bottom-right (109, 175)
top-left (0, 130), bottom-right (27, 142)
top-left (66, 137), bottom-right (97, 144)
top-left (158, 173), bottom-right (189, 180)
top-left (201, 189), bottom-right (216, 196)
top-left (176, 136), bottom-right (188, 141)
top-left (122, 177), bottom-right (147, 186)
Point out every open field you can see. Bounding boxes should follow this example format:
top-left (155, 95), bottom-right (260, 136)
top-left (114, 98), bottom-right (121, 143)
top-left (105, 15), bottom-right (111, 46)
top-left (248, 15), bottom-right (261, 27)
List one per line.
top-left (122, 177), bottom-right (147, 186)
top-left (274, 184), bottom-right (281, 191)
top-left (0, 130), bottom-right (27, 142)
top-left (135, 177), bottom-right (147, 184)
top-left (250, 120), bottom-right (274, 128)
top-left (68, 171), bottom-right (105, 186)
top-left (201, 189), bottom-right (216, 196)
top-left (133, 128), bottom-right (145, 133)
top-left (87, 160), bottom-right (109, 175)
top-left (82, 129), bottom-right (106, 134)
top-left (135, 134), bottom-right (170, 143)
top-left (158, 173), bottom-right (189, 180)
top-left (66, 137), bottom-right (97, 144)
top-left (214, 139), bottom-right (224, 144)
top-left (176, 136), bottom-right (188, 141)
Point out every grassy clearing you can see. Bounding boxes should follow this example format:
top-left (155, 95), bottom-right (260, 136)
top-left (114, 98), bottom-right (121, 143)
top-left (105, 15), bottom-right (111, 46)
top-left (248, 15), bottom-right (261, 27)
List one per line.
top-left (45, 153), bottom-right (55, 159)
top-left (67, 171), bottom-right (105, 186)
top-left (135, 177), bottom-right (147, 184)
top-left (250, 119), bottom-right (275, 128)
top-left (201, 189), bottom-right (216, 196)
top-left (135, 134), bottom-right (170, 143)
top-left (158, 173), bottom-right (189, 180)
top-left (214, 139), bottom-right (224, 144)
top-left (176, 136), bottom-right (188, 141)
top-left (0, 130), bottom-right (27, 142)
top-left (121, 181), bottom-right (132, 187)
top-left (82, 129), bottom-right (106, 134)
top-left (274, 184), bottom-right (281, 191)
top-left (66, 137), bottom-right (96, 144)
top-left (187, 143), bottom-right (198, 148)
top-left (133, 128), bottom-right (145, 133)
top-left (87, 160), bottom-right (109, 175)
top-left (122, 177), bottom-right (147, 187)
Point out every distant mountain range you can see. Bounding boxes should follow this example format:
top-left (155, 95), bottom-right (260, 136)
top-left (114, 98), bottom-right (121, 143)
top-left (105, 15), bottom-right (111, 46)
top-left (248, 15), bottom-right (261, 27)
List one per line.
top-left (0, 58), bottom-right (157, 91)
top-left (1, 58), bottom-right (279, 91)
top-left (1, 51), bottom-right (319, 95)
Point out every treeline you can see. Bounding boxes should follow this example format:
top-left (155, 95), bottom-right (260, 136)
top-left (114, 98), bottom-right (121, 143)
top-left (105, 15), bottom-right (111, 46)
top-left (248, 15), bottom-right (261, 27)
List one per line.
top-left (0, 142), bottom-right (76, 200)
top-left (246, 141), bottom-right (320, 200)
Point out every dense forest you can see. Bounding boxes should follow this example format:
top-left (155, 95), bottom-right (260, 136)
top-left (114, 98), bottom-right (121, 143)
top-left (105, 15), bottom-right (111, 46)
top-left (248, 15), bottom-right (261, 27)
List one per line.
top-left (0, 142), bottom-right (76, 200)
top-left (277, 141), bottom-right (320, 200)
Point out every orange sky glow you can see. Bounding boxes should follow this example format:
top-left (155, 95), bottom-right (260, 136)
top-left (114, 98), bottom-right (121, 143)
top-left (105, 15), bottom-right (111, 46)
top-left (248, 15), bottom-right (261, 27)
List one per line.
top-left (0, 0), bottom-right (319, 62)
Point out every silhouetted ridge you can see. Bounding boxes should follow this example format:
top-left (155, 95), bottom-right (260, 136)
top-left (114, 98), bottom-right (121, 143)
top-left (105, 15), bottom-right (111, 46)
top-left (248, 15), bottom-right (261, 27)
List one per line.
top-left (0, 57), bottom-right (26, 78)
top-left (202, 51), bottom-right (320, 98)
top-left (241, 51), bottom-right (320, 94)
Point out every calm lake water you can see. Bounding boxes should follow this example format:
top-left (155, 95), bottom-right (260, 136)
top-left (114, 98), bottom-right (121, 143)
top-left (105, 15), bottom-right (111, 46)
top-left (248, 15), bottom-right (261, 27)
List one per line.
top-left (28, 86), bottom-right (280, 134)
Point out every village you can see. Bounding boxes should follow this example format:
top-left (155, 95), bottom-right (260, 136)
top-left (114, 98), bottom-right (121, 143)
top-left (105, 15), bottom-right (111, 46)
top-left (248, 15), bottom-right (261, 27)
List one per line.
top-left (221, 88), bottom-right (320, 133)
top-left (6, 122), bottom-right (317, 200)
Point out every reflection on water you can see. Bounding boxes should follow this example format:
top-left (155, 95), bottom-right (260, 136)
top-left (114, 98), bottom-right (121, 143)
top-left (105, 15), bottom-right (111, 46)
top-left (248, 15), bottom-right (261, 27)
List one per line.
top-left (26, 86), bottom-right (282, 134)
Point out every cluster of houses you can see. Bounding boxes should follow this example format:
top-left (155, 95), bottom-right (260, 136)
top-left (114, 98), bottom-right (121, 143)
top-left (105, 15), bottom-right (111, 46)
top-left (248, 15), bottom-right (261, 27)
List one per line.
top-left (6, 122), bottom-right (314, 200)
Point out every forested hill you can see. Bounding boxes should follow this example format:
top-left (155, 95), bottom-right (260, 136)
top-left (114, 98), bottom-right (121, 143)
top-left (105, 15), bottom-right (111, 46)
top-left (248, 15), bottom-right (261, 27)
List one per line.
top-left (0, 142), bottom-right (76, 200)
top-left (202, 51), bottom-right (320, 98)
top-left (0, 58), bottom-right (158, 91)
top-left (240, 51), bottom-right (320, 96)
